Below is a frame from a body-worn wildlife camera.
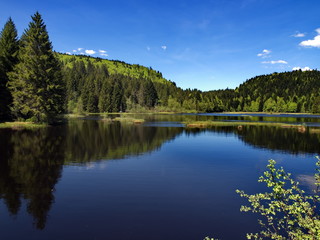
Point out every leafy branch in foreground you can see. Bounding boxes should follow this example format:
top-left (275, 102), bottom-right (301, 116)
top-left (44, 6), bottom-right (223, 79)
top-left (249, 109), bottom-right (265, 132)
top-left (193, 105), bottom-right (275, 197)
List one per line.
top-left (236, 157), bottom-right (320, 239)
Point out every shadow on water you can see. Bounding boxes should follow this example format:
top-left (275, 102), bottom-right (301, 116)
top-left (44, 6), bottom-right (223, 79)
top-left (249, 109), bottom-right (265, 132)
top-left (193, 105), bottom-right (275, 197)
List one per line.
top-left (0, 120), bottom-right (183, 229)
top-left (186, 125), bottom-right (320, 155)
top-left (0, 116), bottom-right (319, 230)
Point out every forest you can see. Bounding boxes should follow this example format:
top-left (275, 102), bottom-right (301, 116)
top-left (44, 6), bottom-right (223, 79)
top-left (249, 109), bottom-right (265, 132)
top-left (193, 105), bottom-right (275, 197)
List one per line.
top-left (1, 13), bottom-right (320, 123)
top-left (59, 53), bottom-right (320, 114)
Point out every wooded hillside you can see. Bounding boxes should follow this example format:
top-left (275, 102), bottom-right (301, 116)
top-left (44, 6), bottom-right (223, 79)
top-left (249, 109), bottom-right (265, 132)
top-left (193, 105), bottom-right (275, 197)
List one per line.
top-left (60, 53), bottom-right (320, 114)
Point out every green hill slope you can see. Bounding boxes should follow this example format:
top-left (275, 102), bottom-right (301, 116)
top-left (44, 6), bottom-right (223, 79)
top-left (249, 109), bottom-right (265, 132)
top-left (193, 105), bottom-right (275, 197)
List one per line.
top-left (57, 53), bottom-right (182, 113)
top-left (203, 70), bottom-right (320, 113)
top-left (235, 70), bottom-right (320, 112)
top-left (58, 53), bottom-right (174, 85)
top-left (58, 53), bottom-right (320, 114)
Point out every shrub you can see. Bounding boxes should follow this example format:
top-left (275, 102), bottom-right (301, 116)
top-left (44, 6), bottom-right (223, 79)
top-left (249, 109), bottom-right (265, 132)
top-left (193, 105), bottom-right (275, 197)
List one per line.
top-left (236, 157), bottom-right (320, 239)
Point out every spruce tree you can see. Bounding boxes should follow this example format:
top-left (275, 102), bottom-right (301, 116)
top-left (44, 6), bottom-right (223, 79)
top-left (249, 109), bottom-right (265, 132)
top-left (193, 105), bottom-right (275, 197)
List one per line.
top-left (98, 78), bottom-right (113, 113)
top-left (0, 17), bottom-right (19, 120)
top-left (110, 76), bottom-right (124, 112)
top-left (8, 12), bottom-right (65, 123)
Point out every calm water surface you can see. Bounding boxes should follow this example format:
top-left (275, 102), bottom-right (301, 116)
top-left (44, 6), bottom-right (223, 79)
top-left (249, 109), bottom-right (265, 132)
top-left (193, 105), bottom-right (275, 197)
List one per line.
top-left (0, 114), bottom-right (320, 239)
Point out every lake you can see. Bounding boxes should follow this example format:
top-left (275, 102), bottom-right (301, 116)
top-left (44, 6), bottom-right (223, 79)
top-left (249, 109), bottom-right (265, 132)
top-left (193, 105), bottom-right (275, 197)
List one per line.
top-left (0, 113), bottom-right (320, 239)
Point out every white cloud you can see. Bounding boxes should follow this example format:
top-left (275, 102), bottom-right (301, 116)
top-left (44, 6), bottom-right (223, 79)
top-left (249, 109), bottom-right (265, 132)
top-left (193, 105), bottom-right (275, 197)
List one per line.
top-left (293, 32), bottom-right (305, 38)
top-left (85, 49), bottom-right (96, 55)
top-left (72, 50), bottom-right (77, 53)
top-left (78, 48), bottom-right (83, 51)
top-left (99, 50), bottom-right (108, 56)
top-left (161, 45), bottom-right (167, 50)
top-left (292, 66), bottom-right (312, 71)
top-left (257, 49), bottom-right (271, 58)
top-left (147, 46), bottom-right (151, 51)
top-left (66, 52), bottom-right (71, 55)
top-left (300, 28), bottom-right (320, 48)
top-left (262, 60), bottom-right (288, 64)
top-left (300, 36), bottom-right (320, 48)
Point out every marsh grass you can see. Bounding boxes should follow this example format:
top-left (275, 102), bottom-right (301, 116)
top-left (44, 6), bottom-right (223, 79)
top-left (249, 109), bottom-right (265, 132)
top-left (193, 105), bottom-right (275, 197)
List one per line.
top-left (310, 128), bottom-right (320, 134)
top-left (184, 120), bottom-right (307, 130)
top-left (0, 122), bottom-right (46, 129)
top-left (113, 117), bottom-right (145, 124)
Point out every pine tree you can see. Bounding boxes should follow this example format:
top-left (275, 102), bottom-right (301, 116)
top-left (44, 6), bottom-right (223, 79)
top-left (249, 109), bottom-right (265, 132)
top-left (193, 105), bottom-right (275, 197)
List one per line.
top-left (98, 78), bottom-right (113, 113)
top-left (0, 18), bottom-right (19, 120)
top-left (137, 79), bottom-right (158, 108)
top-left (8, 12), bottom-right (65, 123)
top-left (111, 77), bottom-right (124, 112)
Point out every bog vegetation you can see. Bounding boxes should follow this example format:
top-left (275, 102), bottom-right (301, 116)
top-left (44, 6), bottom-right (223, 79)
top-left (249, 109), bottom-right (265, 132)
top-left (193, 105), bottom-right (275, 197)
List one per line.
top-left (1, 12), bottom-right (320, 124)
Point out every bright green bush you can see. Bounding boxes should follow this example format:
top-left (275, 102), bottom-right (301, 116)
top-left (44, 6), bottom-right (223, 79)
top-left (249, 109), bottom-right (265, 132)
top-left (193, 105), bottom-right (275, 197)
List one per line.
top-left (237, 157), bottom-right (320, 239)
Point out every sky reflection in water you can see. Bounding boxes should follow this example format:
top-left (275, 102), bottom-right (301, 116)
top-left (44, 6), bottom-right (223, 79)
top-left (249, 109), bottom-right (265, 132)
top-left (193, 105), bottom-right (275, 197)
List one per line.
top-left (0, 115), bottom-right (319, 239)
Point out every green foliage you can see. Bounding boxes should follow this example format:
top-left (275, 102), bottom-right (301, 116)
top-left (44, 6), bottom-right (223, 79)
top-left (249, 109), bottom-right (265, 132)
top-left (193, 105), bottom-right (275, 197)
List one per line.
top-left (58, 53), bottom-right (320, 114)
top-left (203, 71), bottom-right (320, 113)
top-left (312, 96), bottom-right (320, 113)
top-left (8, 12), bottom-right (65, 123)
top-left (0, 17), bottom-right (18, 120)
top-left (237, 158), bottom-right (320, 239)
top-left (61, 56), bottom-right (162, 113)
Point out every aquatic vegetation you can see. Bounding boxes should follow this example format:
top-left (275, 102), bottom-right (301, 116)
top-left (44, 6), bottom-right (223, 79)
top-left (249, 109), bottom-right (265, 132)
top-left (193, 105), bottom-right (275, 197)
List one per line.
top-left (0, 121), bottom-right (46, 129)
top-left (113, 117), bottom-right (145, 124)
top-left (184, 120), bottom-right (306, 129)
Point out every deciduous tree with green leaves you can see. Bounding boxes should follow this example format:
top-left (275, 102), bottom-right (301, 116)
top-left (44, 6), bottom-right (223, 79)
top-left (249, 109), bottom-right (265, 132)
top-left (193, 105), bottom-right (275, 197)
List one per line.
top-left (237, 158), bottom-right (320, 239)
top-left (8, 12), bottom-right (65, 123)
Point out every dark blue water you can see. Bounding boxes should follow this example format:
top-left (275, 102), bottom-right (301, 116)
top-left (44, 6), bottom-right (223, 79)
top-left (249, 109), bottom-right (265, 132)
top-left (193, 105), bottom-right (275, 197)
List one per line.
top-left (0, 114), bottom-right (319, 239)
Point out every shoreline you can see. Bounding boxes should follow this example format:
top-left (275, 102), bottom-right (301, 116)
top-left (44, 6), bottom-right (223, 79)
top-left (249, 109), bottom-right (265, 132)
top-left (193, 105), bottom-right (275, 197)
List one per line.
top-left (0, 122), bottom-right (46, 129)
top-left (222, 111), bottom-right (317, 115)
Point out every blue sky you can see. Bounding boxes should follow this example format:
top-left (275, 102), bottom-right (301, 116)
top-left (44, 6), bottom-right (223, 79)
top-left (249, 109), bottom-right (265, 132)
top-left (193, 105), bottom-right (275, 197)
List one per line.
top-left (1, 0), bottom-right (320, 91)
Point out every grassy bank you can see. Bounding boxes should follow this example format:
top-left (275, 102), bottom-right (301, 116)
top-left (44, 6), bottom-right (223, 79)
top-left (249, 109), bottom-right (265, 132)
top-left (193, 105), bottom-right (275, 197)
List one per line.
top-left (0, 121), bottom-right (46, 129)
top-left (183, 120), bottom-right (308, 130)
top-left (113, 117), bottom-right (145, 124)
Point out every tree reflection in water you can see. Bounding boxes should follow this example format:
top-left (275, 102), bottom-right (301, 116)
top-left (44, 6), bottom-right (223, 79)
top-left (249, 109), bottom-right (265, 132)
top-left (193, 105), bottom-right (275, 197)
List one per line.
top-left (0, 120), bottom-right (183, 229)
top-left (0, 119), bottom-right (319, 230)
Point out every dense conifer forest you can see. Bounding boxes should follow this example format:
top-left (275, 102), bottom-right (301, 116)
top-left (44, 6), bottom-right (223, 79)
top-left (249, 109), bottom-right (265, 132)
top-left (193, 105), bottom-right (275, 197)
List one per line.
top-left (1, 13), bottom-right (320, 123)
top-left (59, 53), bottom-right (320, 114)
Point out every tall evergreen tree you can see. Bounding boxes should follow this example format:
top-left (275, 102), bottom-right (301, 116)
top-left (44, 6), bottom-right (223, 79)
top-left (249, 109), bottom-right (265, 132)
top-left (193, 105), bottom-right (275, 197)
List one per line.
top-left (0, 17), bottom-right (19, 120)
top-left (98, 78), bottom-right (113, 113)
top-left (111, 77), bottom-right (125, 112)
top-left (8, 12), bottom-right (65, 123)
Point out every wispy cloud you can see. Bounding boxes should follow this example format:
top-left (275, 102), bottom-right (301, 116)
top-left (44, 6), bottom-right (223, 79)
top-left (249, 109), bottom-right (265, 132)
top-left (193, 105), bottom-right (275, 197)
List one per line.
top-left (146, 46), bottom-right (151, 51)
top-left (292, 32), bottom-right (305, 38)
top-left (98, 50), bottom-right (108, 57)
top-left (262, 60), bottom-right (288, 64)
top-left (67, 48), bottom-right (109, 57)
top-left (292, 66), bottom-right (312, 71)
top-left (85, 50), bottom-right (96, 55)
top-left (300, 28), bottom-right (320, 48)
top-left (161, 45), bottom-right (167, 50)
top-left (257, 49), bottom-right (271, 58)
